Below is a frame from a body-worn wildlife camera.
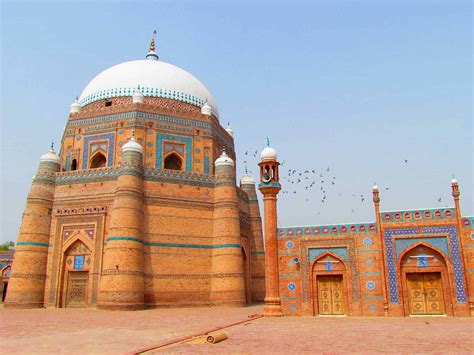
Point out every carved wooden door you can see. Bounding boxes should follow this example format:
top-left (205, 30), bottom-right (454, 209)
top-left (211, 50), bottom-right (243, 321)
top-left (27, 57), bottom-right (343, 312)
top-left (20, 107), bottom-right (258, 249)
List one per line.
top-left (66, 272), bottom-right (88, 307)
top-left (407, 273), bottom-right (444, 315)
top-left (317, 275), bottom-right (344, 315)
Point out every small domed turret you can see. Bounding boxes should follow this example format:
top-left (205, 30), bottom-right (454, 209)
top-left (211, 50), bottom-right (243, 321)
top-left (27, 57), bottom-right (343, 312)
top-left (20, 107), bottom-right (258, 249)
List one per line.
top-left (201, 100), bottom-right (212, 116)
top-left (123, 133), bottom-right (143, 154)
top-left (240, 174), bottom-right (255, 186)
top-left (215, 149), bottom-right (234, 167)
top-left (132, 87), bottom-right (144, 104)
top-left (225, 122), bottom-right (234, 137)
top-left (40, 145), bottom-right (61, 164)
top-left (260, 139), bottom-right (277, 162)
top-left (70, 99), bottom-right (81, 114)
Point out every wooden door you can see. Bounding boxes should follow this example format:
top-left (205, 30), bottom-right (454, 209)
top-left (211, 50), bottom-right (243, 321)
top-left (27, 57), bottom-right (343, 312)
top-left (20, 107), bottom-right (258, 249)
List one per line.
top-left (407, 272), bottom-right (444, 315)
top-left (317, 275), bottom-right (344, 315)
top-left (66, 272), bottom-right (88, 307)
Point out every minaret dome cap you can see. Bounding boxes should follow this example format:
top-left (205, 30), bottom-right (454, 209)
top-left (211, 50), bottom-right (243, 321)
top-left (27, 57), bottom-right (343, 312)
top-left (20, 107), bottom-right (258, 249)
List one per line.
top-left (132, 86), bottom-right (145, 104)
top-left (215, 149), bottom-right (234, 167)
top-left (201, 100), bottom-right (212, 116)
top-left (122, 133), bottom-right (143, 153)
top-left (240, 174), bottom-right (255, 185)
top-left (70, 98), bottom-right (81, 114)
top-left (225, 122), bottom-right (234, 137)
top-left (40, 147), bottom-right (61, 164)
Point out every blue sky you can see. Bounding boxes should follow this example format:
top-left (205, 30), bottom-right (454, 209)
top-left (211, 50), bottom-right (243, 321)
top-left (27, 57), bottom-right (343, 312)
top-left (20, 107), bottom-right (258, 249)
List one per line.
top-left (1, 0), bottom-right (472, 243)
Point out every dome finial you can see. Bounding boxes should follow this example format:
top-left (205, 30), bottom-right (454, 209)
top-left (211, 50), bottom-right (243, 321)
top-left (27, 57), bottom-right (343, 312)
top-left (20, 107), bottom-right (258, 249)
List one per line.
top-left (50, 140), bottom-right (54, 151)
top-left (146, 30), bottom-right (159, 61)
top-left (266, 137), bottom-right (270, 147)
top-left (150, 30), bottom-right (156, 52)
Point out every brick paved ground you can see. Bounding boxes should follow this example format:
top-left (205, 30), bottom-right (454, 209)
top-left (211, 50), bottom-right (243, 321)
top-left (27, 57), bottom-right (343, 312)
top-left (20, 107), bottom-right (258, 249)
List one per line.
top-left (1, 305), bottom-right (473, 354)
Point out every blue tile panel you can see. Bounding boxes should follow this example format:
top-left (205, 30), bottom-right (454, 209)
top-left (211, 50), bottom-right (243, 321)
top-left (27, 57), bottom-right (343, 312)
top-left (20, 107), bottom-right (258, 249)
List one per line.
top-left (308, 247), bottom-right (348, 263)
top-left (106, 237), bottom-right (241, 249)
top-left (395, 237), bottom-right (449, 260)
top-left (381, 207), bottom-right (455, 223)
top-left (156, 133), bottom-right (193, 172)
top-left (204, 156), bottom-right (210, 174)
top-left (82, 133), bottom-right (115, 169)
top-left (384, 226), bottom-right (466, 304)
top-left (277, 222), bottom-right (377, 238)
top-left (79, 86), bottom-right (207, 109)
top-left (65, 155), bottom-right (70, 171)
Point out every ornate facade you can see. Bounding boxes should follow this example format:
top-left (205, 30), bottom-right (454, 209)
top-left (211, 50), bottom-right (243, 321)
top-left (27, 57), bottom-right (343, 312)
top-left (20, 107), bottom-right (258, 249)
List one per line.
top-left (258, 148), bottom-right (473, 317)
top-left (5, 36), bottom-right (265, 310)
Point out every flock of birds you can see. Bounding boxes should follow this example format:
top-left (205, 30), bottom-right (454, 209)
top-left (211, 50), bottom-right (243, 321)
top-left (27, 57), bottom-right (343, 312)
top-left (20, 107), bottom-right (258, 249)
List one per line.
top-left (240, 148), bottom-right (449, 216)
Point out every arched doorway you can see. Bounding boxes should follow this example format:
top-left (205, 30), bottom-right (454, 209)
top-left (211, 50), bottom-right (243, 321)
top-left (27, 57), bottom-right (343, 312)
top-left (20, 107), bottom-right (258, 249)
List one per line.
top-left (164, 153), bottom-right (183, 170)
top-left (1, 266), bottom-right (11, 302)
top-left (311, 253), bottom-right (347, 315)
top-left (399, 244), bottom-right (451, 316)
top-left (89, 152), bottom-right (106, 169)
top-left (61, 240), bottom-right (92, 308)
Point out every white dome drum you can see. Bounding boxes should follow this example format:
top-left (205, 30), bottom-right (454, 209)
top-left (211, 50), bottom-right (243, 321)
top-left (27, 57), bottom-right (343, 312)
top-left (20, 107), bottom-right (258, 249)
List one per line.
top-left (78, 59), bottom-right (218, 117)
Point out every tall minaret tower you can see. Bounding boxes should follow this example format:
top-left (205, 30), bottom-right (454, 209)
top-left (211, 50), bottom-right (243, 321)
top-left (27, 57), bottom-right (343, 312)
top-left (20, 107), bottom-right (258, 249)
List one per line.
top-left (210, 149), bottom-right (246, 305)
top-left (5, 145), bottom-right (60, 308)
top-left (258, 140), bottom-right (283, 316)
top-left (97, 133), bottom-right (145, 310)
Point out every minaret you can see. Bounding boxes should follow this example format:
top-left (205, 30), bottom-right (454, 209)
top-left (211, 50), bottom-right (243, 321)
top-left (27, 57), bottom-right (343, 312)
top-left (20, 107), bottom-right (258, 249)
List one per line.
top-left (210, 149), bottom-right (246, 306)
top-left (97, 133), bottom-right (145, 310)
top-left (451, 178), bottom-right (470, 306)
top-left (240, 170), bottom-right (265, 302)
top-left (5, 144), bottom-right (60, 308)
top-left (258, 139), bottom-right (283, 316)
top-left (372, 184), bottom-right (389, 316)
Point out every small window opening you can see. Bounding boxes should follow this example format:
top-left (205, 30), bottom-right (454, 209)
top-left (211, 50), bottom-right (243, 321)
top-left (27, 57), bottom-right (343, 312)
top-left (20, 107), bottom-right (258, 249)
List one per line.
top-left (70, 159), bottom-right (77, 171)
top-left (105, 100), bottom-right (112, 107)
top-left (89, 152), bottom-right (106, 169)
top-left (164, 153), bottom-right (183, 171)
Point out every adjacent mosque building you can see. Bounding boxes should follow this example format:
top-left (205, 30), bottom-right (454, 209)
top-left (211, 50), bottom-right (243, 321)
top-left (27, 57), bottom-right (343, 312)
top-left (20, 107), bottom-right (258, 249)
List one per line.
top-left (5, 35), bottom-right (473, 316)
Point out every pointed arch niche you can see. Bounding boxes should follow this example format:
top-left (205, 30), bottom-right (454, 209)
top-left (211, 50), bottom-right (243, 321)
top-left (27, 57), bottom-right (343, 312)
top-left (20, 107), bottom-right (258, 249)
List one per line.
top-left (60, 237), bottom-right (93, 308)
top-left (164, 152), bottom-right (183, 171)
top-left (89, 151), bottom-right (107, 169)
top-left (399, 243), bottom-right (453, 316)
top-left (310, 252), bottom-right (349, 316)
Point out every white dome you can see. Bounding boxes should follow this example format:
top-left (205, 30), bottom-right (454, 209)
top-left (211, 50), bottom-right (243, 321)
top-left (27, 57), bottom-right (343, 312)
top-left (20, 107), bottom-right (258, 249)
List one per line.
top-left (78, 59), bottom-right (218, 117)
top-left (215, 150), bottom-right (234, 167)
top-left (122, 137), bottom-right (143, 154)
top-left (40, 149), bottom-right (60, 164)
top-left (261, 146), bottom-right (277, 161)
top-left (240, 174), bottom-right (255, 185)
top-left (70, 99), bottom-right (81, 114)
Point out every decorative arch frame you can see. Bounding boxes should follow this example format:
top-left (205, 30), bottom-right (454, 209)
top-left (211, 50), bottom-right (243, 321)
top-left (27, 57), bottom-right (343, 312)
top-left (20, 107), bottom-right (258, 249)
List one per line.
top-left (309, 251), bottom-right (350, 316)
top-left (397, 241), bottom-right (454, 316)
top-left (58, 232), bottom-right (95, 308)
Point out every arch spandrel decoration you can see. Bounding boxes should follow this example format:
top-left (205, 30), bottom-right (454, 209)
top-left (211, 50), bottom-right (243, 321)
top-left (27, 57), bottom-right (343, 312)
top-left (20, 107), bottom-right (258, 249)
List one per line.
top-left (82, 133), bottom-right (115, 169)
top-left (309, 247), bottom-right (348, 264)
top-left (156, 133), bottom-right (193, 172)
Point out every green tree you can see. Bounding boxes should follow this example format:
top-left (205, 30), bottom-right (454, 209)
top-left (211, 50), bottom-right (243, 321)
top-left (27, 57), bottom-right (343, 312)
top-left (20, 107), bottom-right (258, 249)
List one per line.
top-left (0, 241), bottom-right (15, 251)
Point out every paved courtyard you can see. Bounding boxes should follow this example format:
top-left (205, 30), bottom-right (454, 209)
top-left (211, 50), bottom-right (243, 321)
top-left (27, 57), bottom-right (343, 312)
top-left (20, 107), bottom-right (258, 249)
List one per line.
top-left (1, 304), bottom-right (473, 354)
